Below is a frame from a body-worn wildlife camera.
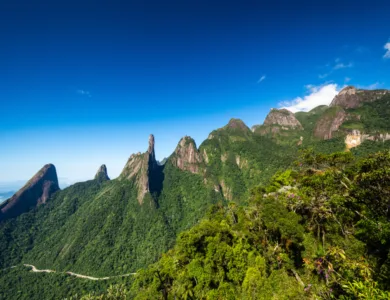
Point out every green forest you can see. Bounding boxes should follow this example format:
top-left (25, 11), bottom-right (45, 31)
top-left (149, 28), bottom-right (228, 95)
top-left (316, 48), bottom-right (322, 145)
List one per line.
top-left (1, 94), bottom-right (390, 299)
top-left (79, 150), bottom-right (390, 299)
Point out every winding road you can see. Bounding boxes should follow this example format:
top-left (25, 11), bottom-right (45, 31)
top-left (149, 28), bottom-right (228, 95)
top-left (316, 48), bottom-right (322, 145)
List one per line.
top-left (22, 264), bottom-right (135, 281)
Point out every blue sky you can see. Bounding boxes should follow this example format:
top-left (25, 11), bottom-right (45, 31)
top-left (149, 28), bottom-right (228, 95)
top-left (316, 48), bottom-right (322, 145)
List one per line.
top-left (1, 0), bottom-right (390, 185)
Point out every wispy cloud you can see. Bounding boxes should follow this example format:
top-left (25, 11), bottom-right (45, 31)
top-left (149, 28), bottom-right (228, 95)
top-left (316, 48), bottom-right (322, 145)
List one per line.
top-left (356, 82), bottom-right (383, 90)
top-left (280, 83), bottom-right (340, 113)
top-left (333, 62), bottom-right (353, 70)
top-left (318, 59), bottom-right (353, 78)
top-left (344, 77), bottom-right (351, 83)
top-left (319, 73), bottom-right (330, 79)
top-left (257, 75), bottom-right (266, 84)
top-left (355, 46), bottom-right (369, 54)
top-left (384, 42), bottom-right (390, 59)
top-left (77, 89), bottom-right (91, 97)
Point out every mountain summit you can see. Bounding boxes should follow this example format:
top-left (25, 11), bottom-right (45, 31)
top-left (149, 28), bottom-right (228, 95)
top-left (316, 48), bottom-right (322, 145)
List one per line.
top-left (94, 164), bottom-right (110, 182)
top-left (171, 136), bottom-right (203, 174)
top-left (0, 164), bottom-right (59, 221)
top-left (120, 134), bottom-right (160, 204)
top-left (330, 85), bottom-right (389, 109)
top-left (263, 108), bottom-right (303, 129)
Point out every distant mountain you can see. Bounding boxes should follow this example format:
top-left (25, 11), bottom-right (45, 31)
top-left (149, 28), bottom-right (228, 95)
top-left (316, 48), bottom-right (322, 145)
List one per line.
top-left (1, 86), bottom-right (390, 298)
top-left (0, 164), bottom-right (60, 221)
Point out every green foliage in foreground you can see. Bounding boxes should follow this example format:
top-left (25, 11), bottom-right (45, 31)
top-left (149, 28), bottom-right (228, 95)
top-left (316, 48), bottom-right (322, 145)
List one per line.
top-left (90, 150), bottom-right (390, 299)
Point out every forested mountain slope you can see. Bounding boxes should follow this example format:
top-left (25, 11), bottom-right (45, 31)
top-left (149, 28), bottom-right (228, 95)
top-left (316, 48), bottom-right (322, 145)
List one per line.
top-left (1, 86), bottom-right (390, 299)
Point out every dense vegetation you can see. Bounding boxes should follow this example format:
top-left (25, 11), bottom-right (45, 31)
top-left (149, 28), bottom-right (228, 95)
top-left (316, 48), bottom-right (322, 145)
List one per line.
top-left (1, 93), bottom-right (390, 299)
top-left (90, 150), bottom-right (390, 299)
top-left (0, 266), bottom-right (126, 300)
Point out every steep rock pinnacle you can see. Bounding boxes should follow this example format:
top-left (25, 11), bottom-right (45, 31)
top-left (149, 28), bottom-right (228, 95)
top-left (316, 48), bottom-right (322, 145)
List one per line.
top-left (95, 164), bottom-right (110, 181)
top-left (0, 164), bottom-right (60, 221)
top-left (120, 134), bottom-right (159, 204)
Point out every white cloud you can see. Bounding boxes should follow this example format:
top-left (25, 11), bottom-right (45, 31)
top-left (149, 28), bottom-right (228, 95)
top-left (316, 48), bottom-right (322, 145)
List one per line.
top-left (345, 77), bottom-right (351, 83)
top-left (384, 42), bottom-right (390, 59)
top-left (280, 83), bottom-right (340, 113)
top-left (77, 89), bottom-right (91, 97)
top-left (257, 75), bottom-right (266, 83)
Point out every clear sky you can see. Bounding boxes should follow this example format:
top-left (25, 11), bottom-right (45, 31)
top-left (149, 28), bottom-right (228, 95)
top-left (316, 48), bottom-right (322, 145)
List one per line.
top-left (1, 0), bottom-right (390, 186)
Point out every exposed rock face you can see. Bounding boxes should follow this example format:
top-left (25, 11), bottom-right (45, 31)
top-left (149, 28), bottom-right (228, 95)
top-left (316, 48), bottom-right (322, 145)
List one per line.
top-left (94, 164), bottom-right (110, 182)
top-left (345, 130), bottom-right (390, 149)
top-left (345, 130), bottom-right (363, 150)
top-left (202, 149), bottom-right (209, 164)
top-left (263, 109), bottom-right (303, 129)
top-left (253, 108), bottom-right (303, 136)
top-left (0, 164), bottom-right (60, 221)
top-left (171, 136), bottom-right (203, 174)
top-left (330, 86), bottom-right (389, 109)
top-left (219, 180), bottom-right (232, 201)
top-left (120, 134), bottom-right (160, 204)
top-left (314, 107), bottom-right (347, 140)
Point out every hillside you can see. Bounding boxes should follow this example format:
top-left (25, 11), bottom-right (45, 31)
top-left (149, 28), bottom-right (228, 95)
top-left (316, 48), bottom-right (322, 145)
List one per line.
top-left (1, 87), bottom-right (390, 298)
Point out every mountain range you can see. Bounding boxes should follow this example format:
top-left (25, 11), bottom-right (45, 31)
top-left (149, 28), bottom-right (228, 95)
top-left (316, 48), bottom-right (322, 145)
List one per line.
top-left (1, 86), bottom-right (390, 299)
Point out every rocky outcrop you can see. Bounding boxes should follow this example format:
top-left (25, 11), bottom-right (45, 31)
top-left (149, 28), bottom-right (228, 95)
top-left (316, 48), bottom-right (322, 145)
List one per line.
top-left (330, 86), bottom-right (389, 109)
top-left (263, 109), bottom-right (303, 129)
top-left (253, 108), bottom-right (303, 136)
top-left (345, 130), bottom-right (390, 149)
top-left (171, 136), bottom-right (203, 174)
top-left (0, 164), bottom-right (60, 221)
top-left (94, 164), bottom-right (110, 182)
top-left (120, 134), bottom-right (160, 204)
top-left (314, 107), bottom-right (347, 140)
top-left (219, 180), bottom-right (233, 201)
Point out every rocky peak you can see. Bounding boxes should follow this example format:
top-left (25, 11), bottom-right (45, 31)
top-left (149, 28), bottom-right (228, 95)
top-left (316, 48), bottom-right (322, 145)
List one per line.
top-left (226, 118), bottom-right (250, 131)
top-left (171, 136), bottom-right (203, 174)
top-left (263, 108), bottom-right (303, 129)
top-left (94, 164), bottom-right (110, 182)
top-left (330, 86), bottom-right (389, 109)
top-left (148, 134), bottom-right (155, 156)
top-left (0, 164), bottom-right (60, 221)
top-left (120, 134), bottom-right (159, 204)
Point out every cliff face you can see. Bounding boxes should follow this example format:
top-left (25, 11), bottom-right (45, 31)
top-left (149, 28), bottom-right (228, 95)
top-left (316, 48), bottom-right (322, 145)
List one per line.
top-left (330, 86), bottom-right (389, 109)
top-left (314, 107), bottom-right (346, 140)
top-left (263, 108), bottom-right (303, 129)
top-left (253, 108), bottom-right (303, 136)
top-left (94, 164), bottom-right (110, 182)
top-left (171, 136), bottom-right (203, 174)
top-left (120, 134), bottom-right (160, 204)
top-left (345, 130), bottom-right (390, 149)
top-left (0, 164), bottom-right (60, 221)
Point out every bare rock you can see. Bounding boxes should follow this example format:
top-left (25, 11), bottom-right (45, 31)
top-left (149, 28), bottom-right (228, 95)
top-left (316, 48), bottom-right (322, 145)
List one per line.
top-left (94, 164), bottom-right (110, 182)
top-left (171, 136), bottom-right (203, 174)
top-left (263, 109), bottom-right (303, 129)
top-left (330, 86), bottom-right (389, 109)
top-left (120, 134), bottom-right (159, 204)
top-left (0, 164), bottom-right (60, 221)
top-left (314, 107), bottom-right (346, 140)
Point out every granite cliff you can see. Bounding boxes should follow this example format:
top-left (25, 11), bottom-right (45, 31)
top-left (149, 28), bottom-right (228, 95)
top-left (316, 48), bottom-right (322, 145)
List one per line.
top-left (0, 164), bottom-right (59, 221)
